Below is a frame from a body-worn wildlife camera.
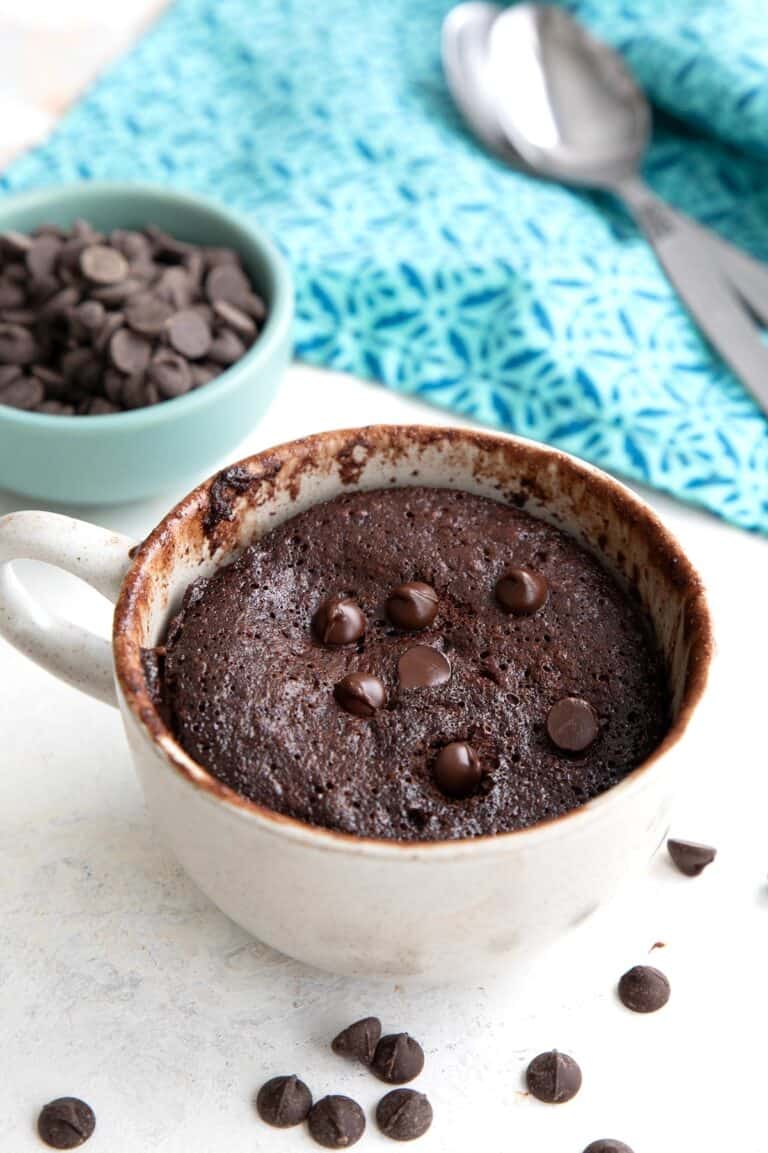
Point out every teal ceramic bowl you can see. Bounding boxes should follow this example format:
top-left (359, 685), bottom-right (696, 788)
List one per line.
top-left (0, 183), bottom-right (293, 504)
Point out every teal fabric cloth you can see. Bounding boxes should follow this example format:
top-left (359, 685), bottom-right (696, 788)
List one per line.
top-left (2, 0), bottom-right (767, 530)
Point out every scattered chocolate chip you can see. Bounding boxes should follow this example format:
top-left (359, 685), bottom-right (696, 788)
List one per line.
top-left (256, 1074), bottom-right (312, 1128)
top-left (0, 374), bottom-right (44, 409)
top-left (667, 838), bottom-right (717, 877)
top-left (332, 1016), bottom-right (382, 1065)
top-left (308, 1095), bottom-right (366, 1149)
top-left (148, 350), bottom-right (193, 399)
top-left (155, 266), bottom-right (193, 308)
top-left (91, 277), bottom-right (143, 305)
top-left (37, 1098), bottom-right (95, 1148)
top-left (433, 741), bottom-right (482, 799)
top-left (618, 965), bottom-right (670, 1013)
top-left (583, 1142), bottom-right (634, 1153)
top-left (546, 697), bottom-right (599, 752)
top-left (376, 1089), bottom-right (433, 1141)
top-left (386, 582), bottom-right (439, 630)
top-left (0, 323), bottom-right (37, 364)
top-left (526, 1050), bottom-right (582, 1104)
top-left (397, 645), bottom-right (451, 689)
top-left (79, 244), bottom-right (128, 285)
top-left (495, 567), bottom-right (549, 615)
top-left (334, 672), bottom-right (385, 717)
top-left (372, 1033), bottom-right (425, 1085)
top-left (213, 298), bottom-right (257, 338)
top-left (109, 328), bottom-right (151, 375)
top-left (167, 308), bottom-right (212, 359)
top-left (313, 596), bottom-right (367, 646)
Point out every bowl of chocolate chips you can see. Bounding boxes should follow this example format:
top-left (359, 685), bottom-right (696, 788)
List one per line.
top-left (0, 183), bottom-right (292, 503)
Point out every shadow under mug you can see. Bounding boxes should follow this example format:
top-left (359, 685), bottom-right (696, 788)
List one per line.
top-left (0, 425), bottom-right (713, 978)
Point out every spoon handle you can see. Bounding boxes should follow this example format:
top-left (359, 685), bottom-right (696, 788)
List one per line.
top-left (616, 177), bottom-right (768, 418)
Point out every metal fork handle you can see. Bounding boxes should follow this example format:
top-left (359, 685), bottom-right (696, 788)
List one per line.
top-left (616, 177), bottom-right (768, 417)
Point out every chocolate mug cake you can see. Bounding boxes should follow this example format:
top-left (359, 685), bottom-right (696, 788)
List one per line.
top-left (152, 485), bottom-right (668, 841)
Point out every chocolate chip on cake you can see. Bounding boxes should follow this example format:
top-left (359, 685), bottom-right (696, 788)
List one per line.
top-left (618, 965), bottom-right (670, 1013)
top-left (433, 742), bottom-right (482, 799)
top-left (546, 697), bottom-right (599, 752)
top-left (334, 672), bottom-right (386, 716)
top-left (526, 1050), bottom-right (582, 1104)
top-left (37, 1098), bottom-right (95, 1149)
top-left (495, 568), bottom-right (548, 615)
top-left (308, 1095), bottom-right (366, 1149)
top-left (397, 645), bottom-right (451, 689)
top-left (667, 838), bottom-right (716, 877)
top-left (256, 1075), bottom-right (313, 1128)
top-left (372, 1033), bottom-right (425, 1084)
top-left (332, 1016), bottom-right (382, 1064)
top-left (313, 596), bottom-right (366, 646)
top-left (376, 1089), bottom-right (433, 1141)
top-left (386, 582), bottom-right (439, 630)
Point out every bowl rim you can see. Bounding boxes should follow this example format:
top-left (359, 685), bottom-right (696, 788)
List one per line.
top-left (113, 423), bottom-right (714, 860)
top-left (0, 181), bottom-right (293, 431)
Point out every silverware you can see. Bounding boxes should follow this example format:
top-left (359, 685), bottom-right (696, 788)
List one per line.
top-left (443, 2), bottom-right (768, 417)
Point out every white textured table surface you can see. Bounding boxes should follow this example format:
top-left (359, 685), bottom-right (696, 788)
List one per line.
top-left (0, 364), bottom-right (766, 1153)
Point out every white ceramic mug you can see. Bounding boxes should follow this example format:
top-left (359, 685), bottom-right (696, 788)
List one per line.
top-left (0, 426), bottom-right (712, 978)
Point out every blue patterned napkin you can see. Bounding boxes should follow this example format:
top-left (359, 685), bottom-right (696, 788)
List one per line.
top-left (3, 0), bottom-right (767, 531)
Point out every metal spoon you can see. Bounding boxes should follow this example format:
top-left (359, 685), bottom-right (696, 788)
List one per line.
top-left (443, 2), bottom-right (768, 416)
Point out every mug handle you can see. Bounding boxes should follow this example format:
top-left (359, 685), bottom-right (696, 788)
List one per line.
top-left (0, 511), bottom-right (136, 707)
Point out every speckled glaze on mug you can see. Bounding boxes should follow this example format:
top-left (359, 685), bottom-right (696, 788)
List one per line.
top-left (0, 183), bottom-right (293, 504)
top-left (0, 426), bottom-right (712, 977)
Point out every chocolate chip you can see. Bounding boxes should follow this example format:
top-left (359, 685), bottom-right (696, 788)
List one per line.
top-left (148, 350), bottom-right (193, 398)
top-left (667, 838), bottom-right (717, 877)
top-left (546, 697), bottom-right (599, 752)
top-left (0, 229), bottom-right (32, 255)
top-left (308, 1095), bottom-right (366, 1149)
top-left (313, 596), bottom-right (367, 646)
top-left (36, 400), bottom-right (75, 415)
top-left (94, 310), bottom-right (125, 353)
top-left (334, 672), bottom-right (385, 717)
top-left (397, 645), bottom-right (451, 689)
top-left (146, 224), bottom-right (194, 261)
top-left (332, 1016), bottom-right (381, 1064)
top-left (372, 1033), bottom-right (425, 1084)
top-left (155, 266), bottom-right (193, 309)
top-left (86, 397), bottom-right (121, 415)
top-left (583, 1142), bottom-right (635, 1153)
top-left (79, 244), bottom-right (128, 284)
top-left (124, 292), bottom-right (174, 336)
top-left (213, 298), bottom-right (257, 338)
top-left (191, 363), bottom-right (219, 388)
top-left (0, 364), bottom-right (22, 386)
top-left (386, 582), bottom-right (439, 630)
top-left (618, 965), bottom-right (670, 1013)
top-left (376, 1090), bottom-right (433, 1141)
top-left (526, 1050), bottom-right (582, 1104)
top-left (167, 308), bottom-right (211, 359)
top-left (0, 374), bottom-right (44, 409)
top-left (495, 567), bottom-right (548, 615)
top-left (26, 235), bottom-right (61, 281)
top-left (256, 1074), bottom-right (312, 1128)
top-left (122, 373), bottom-right (154, 410)
top-left (90, 277), bottom-right (144, 305)
top-left (433, 741), bottom-right (482, 799)
top-left (0, 323), bottom-right (37, 364)
top-left (205, 262), bottom-right (252, 307)
top-left (109, 328), bottom-right (151, 375)
top-left (208, 328), bottom-right (246, 365)
top-left (37, 1098), bottom-right (95, 1148)
top-left (0, 278), bottom-right (26, 309)
top-left (103, 370), bottom-right (126, 405)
